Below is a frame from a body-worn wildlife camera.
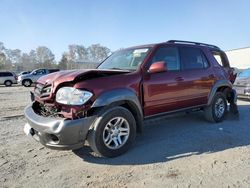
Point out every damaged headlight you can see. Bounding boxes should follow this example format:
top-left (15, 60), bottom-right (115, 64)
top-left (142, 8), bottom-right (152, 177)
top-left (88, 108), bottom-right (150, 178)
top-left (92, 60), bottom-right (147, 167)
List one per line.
top-left (56, 87), bottom-right (93, 105)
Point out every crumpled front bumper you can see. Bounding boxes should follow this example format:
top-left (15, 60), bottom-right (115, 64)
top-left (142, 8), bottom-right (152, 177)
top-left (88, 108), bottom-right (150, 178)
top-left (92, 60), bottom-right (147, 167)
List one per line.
top-left (24, 104), bottom-right (96, 150)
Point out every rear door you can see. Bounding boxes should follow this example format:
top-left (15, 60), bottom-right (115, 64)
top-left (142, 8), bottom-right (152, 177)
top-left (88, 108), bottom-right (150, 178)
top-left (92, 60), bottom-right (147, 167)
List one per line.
top-left (1, 72), bottom-right (14, 83)
top-left (179, 47), bottom-right (216, 105)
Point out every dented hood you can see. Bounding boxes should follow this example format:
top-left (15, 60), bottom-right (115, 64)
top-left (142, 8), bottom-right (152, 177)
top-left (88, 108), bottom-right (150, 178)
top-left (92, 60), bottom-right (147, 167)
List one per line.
top-left (37, 69), bottom-right (129, 86)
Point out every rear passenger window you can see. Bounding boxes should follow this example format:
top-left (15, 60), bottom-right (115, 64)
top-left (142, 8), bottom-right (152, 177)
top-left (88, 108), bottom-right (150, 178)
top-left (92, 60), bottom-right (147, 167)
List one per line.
top-left (1, 72), bottom-right (12, 76)
top-left (180, 48), bottom-right (209, 70)
top-left (150, 47), bottom-right (180, 71)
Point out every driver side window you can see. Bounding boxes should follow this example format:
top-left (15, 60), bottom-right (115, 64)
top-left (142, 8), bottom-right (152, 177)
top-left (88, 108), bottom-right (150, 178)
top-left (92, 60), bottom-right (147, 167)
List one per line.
top-left (150, 47), bottom-right (180, 71)
top-left (36, 69), bottom-right (46, 75)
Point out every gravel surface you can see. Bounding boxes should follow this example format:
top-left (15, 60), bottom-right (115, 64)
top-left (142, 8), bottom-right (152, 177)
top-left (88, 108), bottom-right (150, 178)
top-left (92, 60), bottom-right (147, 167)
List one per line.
top-left (0, 85), bottom-right (250, 188)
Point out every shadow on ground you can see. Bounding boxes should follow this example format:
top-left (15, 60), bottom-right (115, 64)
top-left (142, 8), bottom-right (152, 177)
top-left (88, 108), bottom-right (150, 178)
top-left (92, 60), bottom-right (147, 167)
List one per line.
top-left (73, 103), bottom-right (250, 165)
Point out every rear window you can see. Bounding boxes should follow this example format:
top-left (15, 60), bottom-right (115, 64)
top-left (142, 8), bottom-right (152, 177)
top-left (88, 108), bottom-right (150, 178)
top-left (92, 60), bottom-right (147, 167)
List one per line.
top-left (48, 69), bottom-right (59, 73)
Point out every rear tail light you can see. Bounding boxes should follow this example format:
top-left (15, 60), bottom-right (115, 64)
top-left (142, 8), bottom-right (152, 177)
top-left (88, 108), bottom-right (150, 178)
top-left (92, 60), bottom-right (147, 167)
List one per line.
top-left (15, 76), bottom-right (18, 80)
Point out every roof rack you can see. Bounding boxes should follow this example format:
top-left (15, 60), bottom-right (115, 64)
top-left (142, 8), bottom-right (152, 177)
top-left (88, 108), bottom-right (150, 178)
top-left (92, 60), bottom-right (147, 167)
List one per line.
top-left (167, 40), bottom-right (220, 50)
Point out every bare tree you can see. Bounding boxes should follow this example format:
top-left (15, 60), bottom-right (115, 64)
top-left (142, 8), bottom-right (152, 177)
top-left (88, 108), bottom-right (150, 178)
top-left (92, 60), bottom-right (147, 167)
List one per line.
top-left (58, 52), bottom-right (68, 70)
top-left (88, 44), bottom-right (111, 63)
top-left (36, 46), bottom-right (55, 68)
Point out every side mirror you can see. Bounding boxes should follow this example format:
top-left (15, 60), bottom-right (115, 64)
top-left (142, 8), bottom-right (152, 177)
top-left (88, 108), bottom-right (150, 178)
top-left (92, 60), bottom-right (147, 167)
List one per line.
top-left (148, 61), bottom-right (167, 74)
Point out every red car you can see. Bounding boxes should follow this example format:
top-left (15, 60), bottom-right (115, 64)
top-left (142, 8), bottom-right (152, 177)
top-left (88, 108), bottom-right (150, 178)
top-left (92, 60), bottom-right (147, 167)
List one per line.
top-left (24, 40), bottom-right (238, 157)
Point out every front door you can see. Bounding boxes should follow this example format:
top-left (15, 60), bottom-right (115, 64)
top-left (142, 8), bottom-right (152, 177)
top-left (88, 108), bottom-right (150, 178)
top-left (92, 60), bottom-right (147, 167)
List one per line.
top-left (143, 46), bottom-right (188, 116)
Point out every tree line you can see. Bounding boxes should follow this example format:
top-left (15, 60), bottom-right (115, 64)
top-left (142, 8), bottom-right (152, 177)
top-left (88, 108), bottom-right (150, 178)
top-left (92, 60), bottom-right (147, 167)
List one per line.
top-left (0, 42), bottom-right (111, 72)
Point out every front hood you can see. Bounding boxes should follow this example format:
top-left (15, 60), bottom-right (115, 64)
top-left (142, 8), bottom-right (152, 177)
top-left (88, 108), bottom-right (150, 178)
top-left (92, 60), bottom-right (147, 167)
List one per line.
top-left (20, 73), bottom-right (32, 79)
top-left (234, 77), bottom-right (250, 86)
top-left (37, 69), bottom-right (130, 87)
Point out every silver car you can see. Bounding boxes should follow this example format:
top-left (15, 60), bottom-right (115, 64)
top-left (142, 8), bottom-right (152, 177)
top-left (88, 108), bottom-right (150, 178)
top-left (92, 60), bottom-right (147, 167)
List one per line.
top-left (0, 71), bottom-right (18, 86)
top-left (234, 68), bottom-right (250, 99)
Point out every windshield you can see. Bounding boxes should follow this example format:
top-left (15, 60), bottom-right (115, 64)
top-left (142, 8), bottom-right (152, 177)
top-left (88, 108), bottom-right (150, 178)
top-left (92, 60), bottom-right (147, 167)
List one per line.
top-left (98, 48), bottom-right (151, 71)
top-left (238, 68), bottom-right (250, 77)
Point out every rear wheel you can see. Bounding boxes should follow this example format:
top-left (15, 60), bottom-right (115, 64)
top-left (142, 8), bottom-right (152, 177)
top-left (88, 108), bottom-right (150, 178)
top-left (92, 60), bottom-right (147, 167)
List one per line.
top-left (87, 106), bottom-right (136, 157)
top-left (22, 79), bottom-right (32, 87)
top-left (204, 92), bottom-right (227, 122)
top-left (4, 80), bottom-right (12, 87)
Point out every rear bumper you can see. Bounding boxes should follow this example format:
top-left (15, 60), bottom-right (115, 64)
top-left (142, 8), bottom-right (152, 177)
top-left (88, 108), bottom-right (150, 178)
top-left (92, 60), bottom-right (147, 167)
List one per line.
top-left (24, 104), bottom-right (96, 150)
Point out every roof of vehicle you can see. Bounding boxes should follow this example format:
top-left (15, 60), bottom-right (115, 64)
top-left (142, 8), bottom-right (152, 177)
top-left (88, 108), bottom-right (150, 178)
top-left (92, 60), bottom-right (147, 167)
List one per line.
top-left (123, 40), bottom-right (221, 51)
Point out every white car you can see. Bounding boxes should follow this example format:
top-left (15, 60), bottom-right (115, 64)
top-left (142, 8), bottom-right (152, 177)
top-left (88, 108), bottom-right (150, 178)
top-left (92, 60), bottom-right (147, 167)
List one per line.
top-left (0, 71), bottom-right (18, 86)
top-left (18, 68), bottom-right (59, 87)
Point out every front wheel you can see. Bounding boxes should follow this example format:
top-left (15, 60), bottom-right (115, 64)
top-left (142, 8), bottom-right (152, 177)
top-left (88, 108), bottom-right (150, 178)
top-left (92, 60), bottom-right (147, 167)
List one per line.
top-left (204, 92), bottom-right (227, 122)
top-left (87, 106), bottom-right (136, 157)
top-left (22, 79), bottom-right (32, 87)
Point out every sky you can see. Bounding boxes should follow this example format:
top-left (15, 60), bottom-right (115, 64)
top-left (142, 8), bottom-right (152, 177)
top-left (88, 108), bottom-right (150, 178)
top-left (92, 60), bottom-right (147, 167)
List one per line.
top-left (1, 0), bottom-right (250, 60)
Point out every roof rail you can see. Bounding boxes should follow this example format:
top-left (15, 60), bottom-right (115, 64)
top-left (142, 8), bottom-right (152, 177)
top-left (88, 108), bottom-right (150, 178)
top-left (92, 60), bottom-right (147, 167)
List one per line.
top-left (167, 40), bottom-right (220, 50)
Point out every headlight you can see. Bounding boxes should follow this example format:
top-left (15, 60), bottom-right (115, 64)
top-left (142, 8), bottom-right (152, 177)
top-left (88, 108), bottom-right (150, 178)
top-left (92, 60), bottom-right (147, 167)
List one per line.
top-left (56, 87), bottom-right (93, 105)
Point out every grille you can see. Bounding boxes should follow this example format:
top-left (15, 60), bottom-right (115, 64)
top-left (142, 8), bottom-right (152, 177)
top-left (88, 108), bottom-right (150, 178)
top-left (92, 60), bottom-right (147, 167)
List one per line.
top-left (34, 102), bottom-right (61, 118)
top-left (34, 83), bottom-right (52, 98)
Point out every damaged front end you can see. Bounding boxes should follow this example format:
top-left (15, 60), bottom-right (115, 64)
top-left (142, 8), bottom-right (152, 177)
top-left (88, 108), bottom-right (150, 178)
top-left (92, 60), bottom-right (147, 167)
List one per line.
top-left (25, 82), bottom-right (96, 150)
top-left (25, 81), bottom-right (96, 149)
top-left (31, 82), bottom-right (93, 120)
top-left (24, 69), bottom-right (131, 150)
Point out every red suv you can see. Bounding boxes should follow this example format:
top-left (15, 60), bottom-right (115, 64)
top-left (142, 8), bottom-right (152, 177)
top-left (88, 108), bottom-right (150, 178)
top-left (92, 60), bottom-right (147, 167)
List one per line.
top-left (24, 40), bottom-right (238, 157)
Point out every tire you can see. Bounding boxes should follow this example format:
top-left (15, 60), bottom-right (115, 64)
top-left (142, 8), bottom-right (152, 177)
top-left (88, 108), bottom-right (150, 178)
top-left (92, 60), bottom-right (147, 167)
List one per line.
top-left (4, 80), bottom-right (12, 87)
top-left (204, 92), bottom-right (227, 122)
top-left (87, 106), bottom-right (136, 158)
top-left (22, 79), bottom-right (32, 87)
top-left (229, 103), bottom-right (239, 114)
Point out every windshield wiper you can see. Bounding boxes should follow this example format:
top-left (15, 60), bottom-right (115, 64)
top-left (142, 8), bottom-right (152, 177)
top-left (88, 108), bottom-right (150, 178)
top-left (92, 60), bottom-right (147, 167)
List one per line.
top-left (110, 67), bottom-right (133, 71)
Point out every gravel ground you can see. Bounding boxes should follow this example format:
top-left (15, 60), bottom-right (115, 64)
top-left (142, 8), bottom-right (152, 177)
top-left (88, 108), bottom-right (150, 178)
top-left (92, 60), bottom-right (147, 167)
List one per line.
top-left (0, 85), bottom-right (250, 188)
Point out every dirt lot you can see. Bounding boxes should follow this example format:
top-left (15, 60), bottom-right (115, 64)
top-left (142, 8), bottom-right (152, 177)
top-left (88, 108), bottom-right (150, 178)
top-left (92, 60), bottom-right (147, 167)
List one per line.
top-left (0, 85), bottom-right (250, 188)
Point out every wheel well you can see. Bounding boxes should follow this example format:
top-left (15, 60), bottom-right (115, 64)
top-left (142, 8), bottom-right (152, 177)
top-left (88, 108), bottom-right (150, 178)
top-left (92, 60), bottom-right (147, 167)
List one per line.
top-left (22, 79), bottom-right (32, 84)
top-left (88, 101), bottom-right (143, 133)
top-left (4, 80), bottom-right (12, 84)
top-left (216, 86), bottom-right (232, 102)
top-left (120, 102), bottom-right (143, 133)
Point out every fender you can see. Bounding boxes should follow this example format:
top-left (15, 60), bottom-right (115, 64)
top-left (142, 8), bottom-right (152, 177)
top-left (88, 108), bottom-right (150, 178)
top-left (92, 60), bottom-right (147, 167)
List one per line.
top-left (91, 88), bottom-right (144, 132)
top-left (207, 79), bottom-right (233, 105)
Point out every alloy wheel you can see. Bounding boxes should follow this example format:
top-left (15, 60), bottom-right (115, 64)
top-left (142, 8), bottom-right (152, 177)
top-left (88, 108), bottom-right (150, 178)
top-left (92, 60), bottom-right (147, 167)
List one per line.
top-left (102, 117), bottom-right (130, 150)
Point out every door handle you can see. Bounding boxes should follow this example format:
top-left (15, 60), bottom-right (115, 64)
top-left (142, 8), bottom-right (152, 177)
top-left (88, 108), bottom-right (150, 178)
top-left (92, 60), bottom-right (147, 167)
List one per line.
top-left (175, 77), bottom-right (184, 82)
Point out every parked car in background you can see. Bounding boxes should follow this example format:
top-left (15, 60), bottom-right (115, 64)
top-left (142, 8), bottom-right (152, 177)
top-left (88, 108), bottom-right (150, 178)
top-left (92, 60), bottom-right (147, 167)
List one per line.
top-left (24, 40), bottom-right (238, 157)
top-left (18, 69), bottom-right (59, 87)
top-left (234, 68), bottom-right (250, 99)
top-left (0, 71), bottom-right (17, 86)
top-left (18, 71), bottom-right (31, 76)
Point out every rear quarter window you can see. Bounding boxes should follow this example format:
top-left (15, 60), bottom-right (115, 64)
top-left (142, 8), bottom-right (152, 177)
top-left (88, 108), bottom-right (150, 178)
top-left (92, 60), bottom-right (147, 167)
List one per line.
top-left (211, 50), bottom-right (230, 67)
